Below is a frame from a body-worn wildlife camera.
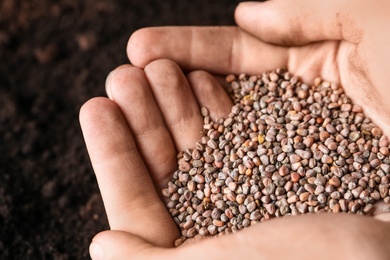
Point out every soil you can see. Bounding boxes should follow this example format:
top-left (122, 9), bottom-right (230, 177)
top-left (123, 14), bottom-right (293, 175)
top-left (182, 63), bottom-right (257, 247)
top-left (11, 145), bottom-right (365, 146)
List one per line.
top-left (0, 0), bottom-right (242, 259)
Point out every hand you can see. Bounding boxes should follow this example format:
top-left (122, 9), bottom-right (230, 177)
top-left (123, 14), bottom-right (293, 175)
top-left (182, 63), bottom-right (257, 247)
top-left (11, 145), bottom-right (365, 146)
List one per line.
top-left (82, 0), bottom-right (390, 257)
top-left (80, 59), bottom-right (233, 248)
top-left (127, 0), bottom-right (390, 137)
top-left (80, 59), bottom-right (390, 259)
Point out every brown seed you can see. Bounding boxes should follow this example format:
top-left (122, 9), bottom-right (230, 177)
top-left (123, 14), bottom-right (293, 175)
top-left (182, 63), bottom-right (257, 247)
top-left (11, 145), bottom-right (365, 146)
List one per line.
top-left (193, 175), bottom-right (205, 183)
top-left (250, 211), bottom-right (262, 220)
top-left (332, 203), bottom-right (341, 213)
top-left (184, 190), bottom-right (193, 200)
top-left (293, 101), bottom-right (301, 111)
top-left (291, 162), bottom-right (302, 171)
top-left (207, 139), bottom-right (218, 150)
top-left (213, 219), bottom-right (225, 227)
top-left (226, 74), bottom-right (236, 83)
top-left (329, 176), bottom-right (341, 187)
top-left (319, 131), bottom-right (330, 141)
top-left (379, 137), bottom-right (389, 147)
top-left (239, 204), bottom-right (247, 215)
top-left (174, 237), bottom-right (185, 247)
top-left (295, 149), bottom-right (312, 159)
top-left (287, 195), bottom-right (299, 204)
top-left (208, 225), bottom-right (217, 235)
top-left (247, 201), bottom-right (257, 212)
top-left (290, 113), bottom-right (303, 121)
top-left (318, 144), bottom-right (329, 154)
top-left (296, 203), bottom-right (307, 214)
top-left (371, 127), bottom-right (382, 138)
top-left (281, 179), bottom-right (292, 190)
top-left (266, 183), bottom-right (276, 195)
top-left (331, 191), bottom-right (341, 200)
top-left (304, 183), bottom-right (315, 194)
top-left (291, 172), bottom-right (300, 182)
top-left (370, 191), bottom-right (381, 201)
top-left (340, 103), bottom-right (352, 112)
top-left (225, 208), bottom-right (234, 219)
top-left (269, 72), bottom-right (279, 82)
top-left (349, 132), bottom-right (361, 141)
top-left (224, 117), bottom-right (234, 127)
top-left (303, 136), bottom-right (314, 147)
top-left (201, 107), bottom-right (209, 117)
top-left (379, 184), bottom-right (389, 198)
top-left (317, 194), bottom-right (327, 204)
top-left (315, 185), bottom-right (325, 195)
top-left (275, 187), bottom-right (286, 196)
top-left (321, 155), bottom-right (333, 164)
top-left (289, 154), bottom-right (302, 164)
top-left (298, 89), bottom-right (308, 99)
top-left (242, 218), bottom-right (251, 227)
top-left (327, 142), bottom-right (338, 151)
top-left (299, 192), bottom-right (310, 202)
top-left (370, 158), bottom-right (380, 168)
top-left (179, 161), bottom-right (191, 172)
top-left (350, 202), bottom-right (361, 213)
top-left (183, 220), bottom-right (194, 230)
top-left (344, 192), bottom-right (353, 201)
top-left (279, 165), bottom-right (289, 176)
top-left (380, 147), bottom-right (389, 156)
top-left (325, 124), bottom-right (336, 134)
top-left (215, 200), bottom-right (227, 210)
top-left (235, 193), bottom-right (245, 205)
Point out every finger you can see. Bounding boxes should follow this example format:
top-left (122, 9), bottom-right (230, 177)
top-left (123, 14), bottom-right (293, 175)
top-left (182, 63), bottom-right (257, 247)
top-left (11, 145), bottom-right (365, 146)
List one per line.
top-left (235, 1), bottom-right (360, 46)
top-left (128, 27), bottom-right (288, 75)
top-left (80, 97), bottom-right (178, 247)
top-left (144, 59), bottom-right (203, 151)
top-left (106, 65), bottom-right (176, 191)
top-left (187, 70), bottom-right (233, 121)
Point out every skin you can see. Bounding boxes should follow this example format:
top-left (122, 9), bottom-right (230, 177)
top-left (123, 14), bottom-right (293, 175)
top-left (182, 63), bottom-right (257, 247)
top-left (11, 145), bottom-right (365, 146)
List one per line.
top-left (80, 1), bottom-right (390, 259)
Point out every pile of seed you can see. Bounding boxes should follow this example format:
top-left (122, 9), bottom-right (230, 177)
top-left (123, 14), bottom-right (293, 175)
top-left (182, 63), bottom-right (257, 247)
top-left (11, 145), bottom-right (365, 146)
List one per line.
top-left (161, 69), bottom-right (390, 245)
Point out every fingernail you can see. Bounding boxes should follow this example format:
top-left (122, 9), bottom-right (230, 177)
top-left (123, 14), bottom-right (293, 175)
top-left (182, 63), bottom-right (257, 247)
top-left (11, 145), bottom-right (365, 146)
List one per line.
top-left (105, 70), bottom-right (116, 100)
top-left (90, 242), bottom-right (104, 260)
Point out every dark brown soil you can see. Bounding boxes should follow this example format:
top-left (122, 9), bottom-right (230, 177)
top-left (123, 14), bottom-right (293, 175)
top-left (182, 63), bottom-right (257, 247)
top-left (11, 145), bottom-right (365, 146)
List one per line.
top-left (0, 1), bottom-right (242, 259)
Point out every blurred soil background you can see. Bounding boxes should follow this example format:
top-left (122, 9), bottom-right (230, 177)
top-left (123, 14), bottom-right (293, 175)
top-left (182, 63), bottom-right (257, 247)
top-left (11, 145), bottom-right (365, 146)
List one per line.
top-left (0, 0), bottom-right (243, 258)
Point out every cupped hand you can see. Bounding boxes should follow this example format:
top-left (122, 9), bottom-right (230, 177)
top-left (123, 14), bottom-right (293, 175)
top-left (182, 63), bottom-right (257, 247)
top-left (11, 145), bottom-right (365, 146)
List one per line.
top-left (127, 0), bottom-right (390, 137)
top-left (80, 59), bottom-right (233, 248)
top-left (80, 0), bottom-right (390, 258)
top-left (80, 59), bottom-right (390, 260)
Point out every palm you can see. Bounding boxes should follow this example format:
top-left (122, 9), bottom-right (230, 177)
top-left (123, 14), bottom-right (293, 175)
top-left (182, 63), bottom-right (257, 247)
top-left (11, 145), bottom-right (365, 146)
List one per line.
top-left (282, 40), bottom-right (388, 135)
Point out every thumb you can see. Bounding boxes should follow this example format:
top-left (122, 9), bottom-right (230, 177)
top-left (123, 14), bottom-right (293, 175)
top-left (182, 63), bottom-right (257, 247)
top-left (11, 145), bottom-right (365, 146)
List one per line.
top-left (90, 230), bottom-right (169, 260)
top-left (235, 0), bottom-right (360, 45)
